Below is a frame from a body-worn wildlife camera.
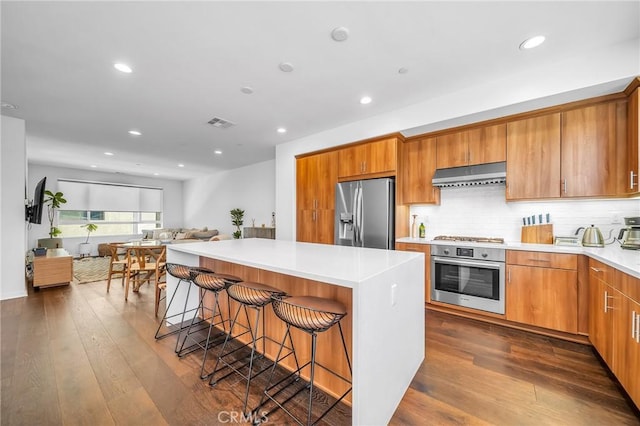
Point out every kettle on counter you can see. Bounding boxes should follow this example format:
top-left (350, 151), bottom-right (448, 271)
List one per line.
top-left (575, 225), bottom-right (613, 248)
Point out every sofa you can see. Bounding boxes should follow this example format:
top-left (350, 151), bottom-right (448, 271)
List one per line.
top-left (142, 227), bottom-right (232, 243)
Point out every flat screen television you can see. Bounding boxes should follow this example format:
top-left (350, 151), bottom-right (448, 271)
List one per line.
top-left (26, 177), bottom-right (47, 224)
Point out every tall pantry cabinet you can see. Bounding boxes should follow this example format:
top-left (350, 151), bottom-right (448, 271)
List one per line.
top-left (296, 151), bottom-right (338, 244)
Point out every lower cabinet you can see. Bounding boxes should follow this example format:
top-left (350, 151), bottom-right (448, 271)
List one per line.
top-left (395, 242), bottom-right (430, 303)
top-left (589, 259), bottom-right (640, 408)
top-left (506, 251), bottom-right (578, 333)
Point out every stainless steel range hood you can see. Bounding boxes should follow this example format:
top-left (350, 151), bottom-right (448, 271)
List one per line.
top-left (432, 161), bottom-right (506, 188)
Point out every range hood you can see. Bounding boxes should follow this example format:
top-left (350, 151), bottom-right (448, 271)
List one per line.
top-left (432, 161), bottom-right (506, 188)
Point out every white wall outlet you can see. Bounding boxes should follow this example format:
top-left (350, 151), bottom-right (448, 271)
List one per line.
top-left (610, 215), bottom-right (622, 224)
top-left (391, 283), bottom-right (397, 307)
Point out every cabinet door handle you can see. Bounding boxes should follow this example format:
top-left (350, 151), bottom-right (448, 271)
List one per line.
top-left (630, 171), bottom-right (637, 189)
top-left (508, 268), bottom-right (511, 284)
top-left (636, 313), bottom-right (640, 342)
top-left (604, 291), bottom-right (614, 313)
top-left (528, 258), bottom-right (550, 263)
top-left (363, 161), bottom-right (367, 173)
top-left (563, 178), bottom-right (567, 194)
top-left (632, 311), bottom-right (637, 340)
top-left (590, 267), bottom-right (602, 273)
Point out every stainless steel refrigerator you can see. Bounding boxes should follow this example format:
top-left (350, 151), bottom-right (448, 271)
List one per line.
top-left (335, 177), bottom-right (395, 249)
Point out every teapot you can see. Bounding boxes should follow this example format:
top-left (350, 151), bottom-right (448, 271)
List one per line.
top-left (575, 225), bottom-right (613, 248)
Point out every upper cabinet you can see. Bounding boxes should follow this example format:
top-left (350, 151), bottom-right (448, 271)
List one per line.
top-left (399, 137), bottom-right (439, 205)
top-left (436, 124), bottom-right (506, 169)
top-left (506, 113), bottom-right (561, 200)
top-left (626, 78), bottom-right (639, 195)
top-left (338, 137), bottom-right (397, 178)
top-left (561, 100), bottom-right (627, 197)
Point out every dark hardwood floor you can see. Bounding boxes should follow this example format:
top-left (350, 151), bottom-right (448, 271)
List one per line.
top-left (2, 279), bottom-right (639, 425)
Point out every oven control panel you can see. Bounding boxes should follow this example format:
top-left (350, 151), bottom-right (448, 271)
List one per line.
top-left (431, 244), bottom-right (505, 262)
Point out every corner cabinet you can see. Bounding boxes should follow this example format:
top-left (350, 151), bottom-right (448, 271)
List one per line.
top-left (399, 137), bottom-right (439, 205)
top-left (296, 151), bottom-right (338, 244)
top-left (436, 123), bottom-right (506, 169)
top-left (506, 251), bottom-right (578, 333)
top-left (589, 259), bottom-right (640, 408)
top-left (338, 137), bottom-right (397, 179)
top-left (506, 113), bottom-right (561, 200)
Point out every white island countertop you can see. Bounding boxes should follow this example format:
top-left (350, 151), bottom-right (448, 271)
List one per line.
top-left (167, 238), bottom-right (424, 288)
top-left (397, 237), bottom-right (640, 279)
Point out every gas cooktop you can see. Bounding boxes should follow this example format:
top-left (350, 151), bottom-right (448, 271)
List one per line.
top-left (433, 235), bottom-right (505, 244)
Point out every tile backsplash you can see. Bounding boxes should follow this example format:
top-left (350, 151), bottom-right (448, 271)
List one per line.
top-left (409, 185), bottom-right (640, 243)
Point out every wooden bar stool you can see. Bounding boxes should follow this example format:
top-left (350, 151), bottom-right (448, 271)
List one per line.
top-left (155, 263), bottom-right (213, 353)
top-left (257, 295), bottom-right (351, 426)
top-left (177, 271), bottom-right (242, 379)
top-left (209, 282), bottom-right (293, 415)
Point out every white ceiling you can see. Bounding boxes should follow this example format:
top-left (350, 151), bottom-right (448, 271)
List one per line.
top-left (2, 1), bottom-right (639, 180)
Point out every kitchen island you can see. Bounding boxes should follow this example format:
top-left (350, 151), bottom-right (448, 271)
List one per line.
top-left (166, 239), bottom-right (424, 425)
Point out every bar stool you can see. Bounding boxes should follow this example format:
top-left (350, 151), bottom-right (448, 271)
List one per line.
top-left (177, 271), bottom-right (242, 379)
top-left (155, 263), bottom-right (213, 353)
top-left (209, 282), bottom-right (293, 414)
top-left (257, 295), bottom-right (352, 426)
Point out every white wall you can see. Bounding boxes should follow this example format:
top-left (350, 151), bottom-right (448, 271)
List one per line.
top-left (408, 186), bottom-right (640, 243)
top-left (183, 160), bottom-right (275, 236)
top-left (1, 116), bottom-right (28, 300)
top-left (275, 39), bottom-right (640, 240)
top-left (27, 163), bottom-right (184, 257)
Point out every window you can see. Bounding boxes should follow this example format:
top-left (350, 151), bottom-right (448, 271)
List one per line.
top-left (56, 179), bottom-right (163, 238)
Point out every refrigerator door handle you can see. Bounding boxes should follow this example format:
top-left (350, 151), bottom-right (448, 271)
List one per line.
top-left (356, 184), bottom-right (364, 245)
top-left (351, 185), bottom-right (359, 246)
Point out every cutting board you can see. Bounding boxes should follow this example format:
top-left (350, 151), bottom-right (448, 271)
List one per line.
top-left (521, 224), bottom-right (553, 244)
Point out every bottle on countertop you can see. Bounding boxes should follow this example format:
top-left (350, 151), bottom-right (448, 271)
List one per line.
top-left (419, 222), bottom-right (426, 239)
top-left (411, 215), bottom-right (418, 239)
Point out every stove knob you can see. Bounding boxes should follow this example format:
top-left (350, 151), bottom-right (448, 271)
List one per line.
top-left (443, 249), bottom-right (450, 255)
top-left (481, 252), bottom-right (488, 258)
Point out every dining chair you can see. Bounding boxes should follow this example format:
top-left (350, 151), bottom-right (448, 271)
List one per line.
top-left (106, 243), bottom-right (128, 293)
top-left (124, 245), bottom-right (167, 302)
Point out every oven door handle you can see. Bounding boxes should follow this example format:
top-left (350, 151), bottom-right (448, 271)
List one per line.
top-left (432, 256), bottom-right (504, 270)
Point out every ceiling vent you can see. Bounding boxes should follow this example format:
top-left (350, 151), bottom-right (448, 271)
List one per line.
top-left (207, 117), bottom-right (235, 129)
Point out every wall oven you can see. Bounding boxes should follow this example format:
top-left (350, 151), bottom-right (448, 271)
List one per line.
top-left (430, 245), bottom-right (505, 315)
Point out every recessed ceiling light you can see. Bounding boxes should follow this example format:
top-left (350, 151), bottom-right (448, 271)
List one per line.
top-left (104, 152), bottom-right (114, 156)
top-left (277, 127), bottom-right (287, 134)
top-left (519, 35), bottom-right (546, 50)
top-left (279, 62), bottom-right (294, 72)
top-left (398, 67), bottom-right (409, 74)
top-left (214, 150), bottom-right (223, 155)
top-left (90, 165), bottom-right (97, 168)
top-left (153, 172), bottom-right (159, 176)
top-left (331, 27), bottom-right (350, 42)
top-left (178, 164), bottom-right (185, 168)
top-left (1, 101), bottom-right (18, 109)
top-left (128, 130), bottom-right (141, 136)
top-left (241, 86), bottom-right (254, 94)
top-left (360, 96), bottom-right (372, 105)
top-left (114, 63), bottom-right (132, 73)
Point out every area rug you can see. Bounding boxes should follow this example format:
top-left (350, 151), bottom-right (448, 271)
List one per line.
top-left (73, 256), bottom-right (111, 284)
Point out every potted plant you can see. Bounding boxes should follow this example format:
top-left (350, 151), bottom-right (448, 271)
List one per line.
top-left (78, 223), bottom-right (98, 257)
top-left (230, 208), bottom-right (245, 239)
top-left (37, 190), bottom-right (67, 249)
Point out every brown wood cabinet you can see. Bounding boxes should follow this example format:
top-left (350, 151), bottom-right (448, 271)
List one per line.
top-left (395, 242), bottom-right (430, 303)
top-left (561, 100), bottom-right (627, 197)
top-left (338, 137), bottom-right (397, 178)
top-left (626, 81), bottom-right (639, 194)
top-left (399, 137), bottom-right (439, 205)
top-left (506, 251), bottom-right (578, 333)
top-left (296, 151), bottom-right (338, 244)
top-left (436, 124), bottom-right (506, 169)
top-left (32, 248), bottom-right (73, 288)
top-left (506, 113), bottom-right (561, 200)
top-left (589, 259), bottom-right (640, 408)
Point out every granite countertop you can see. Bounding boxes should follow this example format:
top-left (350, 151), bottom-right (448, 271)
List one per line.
top-left (168, 238), bottom-right (423, 288)
top-left (397, 237), bottom-right (640, 279)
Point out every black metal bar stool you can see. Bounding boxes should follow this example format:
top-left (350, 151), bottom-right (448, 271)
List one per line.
top-left (209, 281), bottom-right (294, 415)
top-left (257, 295), bottom-right (351, 426)
top-left (177, 271), bottom-right (243, 378)
top-left (155, 263), bottom-right (213, 353)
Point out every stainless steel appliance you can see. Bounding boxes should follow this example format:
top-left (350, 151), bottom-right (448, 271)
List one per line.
top-left (335, 177), bottom-right (394, 249)
top-left (431, 243), bottom-right (505, 314)
top-left (619, 217), bottom-right (640, 250)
